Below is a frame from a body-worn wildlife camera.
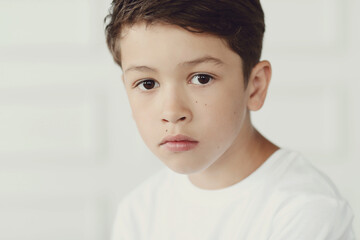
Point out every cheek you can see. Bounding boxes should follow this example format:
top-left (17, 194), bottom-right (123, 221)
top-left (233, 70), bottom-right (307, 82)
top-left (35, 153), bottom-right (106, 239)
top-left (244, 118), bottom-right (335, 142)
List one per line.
top-left (128, 96), bottom-right (157, 142)
top-left (133, 111), bottom-right (154, 135)
top-left (200, 91), bottom-right (246, 141)
top-left (133, 114), bottom-right (159, 152)
top-left (129, 94), bottom-right (154, 121)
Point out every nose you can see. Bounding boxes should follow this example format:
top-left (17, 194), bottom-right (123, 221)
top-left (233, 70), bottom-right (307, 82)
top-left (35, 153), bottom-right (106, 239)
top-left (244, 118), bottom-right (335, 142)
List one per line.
top-left (160, 88), bottom-right (192, 124)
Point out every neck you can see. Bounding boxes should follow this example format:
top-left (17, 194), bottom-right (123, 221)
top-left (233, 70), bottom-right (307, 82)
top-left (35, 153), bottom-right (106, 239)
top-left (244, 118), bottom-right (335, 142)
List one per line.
top-left (188, 124), bottom-right (279, 190)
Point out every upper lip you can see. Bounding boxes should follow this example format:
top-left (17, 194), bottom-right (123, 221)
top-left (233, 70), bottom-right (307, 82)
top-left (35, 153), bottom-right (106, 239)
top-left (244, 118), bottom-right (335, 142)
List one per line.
top-left (160, 134), bottom-right (198, 145)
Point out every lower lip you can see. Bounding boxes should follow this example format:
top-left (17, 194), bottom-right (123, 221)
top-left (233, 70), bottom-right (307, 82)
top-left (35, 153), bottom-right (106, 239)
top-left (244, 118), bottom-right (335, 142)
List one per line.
top-left (162, 141), bottom-right (198, 152)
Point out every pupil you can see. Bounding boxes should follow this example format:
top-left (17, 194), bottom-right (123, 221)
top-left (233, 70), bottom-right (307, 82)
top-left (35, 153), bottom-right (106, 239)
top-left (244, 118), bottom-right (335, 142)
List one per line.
top-left (143, 80), bottom-right (155, 89)
top-left (198, 75), bottom-right (210, 84)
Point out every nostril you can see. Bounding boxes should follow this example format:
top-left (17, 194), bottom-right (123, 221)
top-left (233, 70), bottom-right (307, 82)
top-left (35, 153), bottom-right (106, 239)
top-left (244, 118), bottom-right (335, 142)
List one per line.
top-left (161, 116), bottom-right (187, 123)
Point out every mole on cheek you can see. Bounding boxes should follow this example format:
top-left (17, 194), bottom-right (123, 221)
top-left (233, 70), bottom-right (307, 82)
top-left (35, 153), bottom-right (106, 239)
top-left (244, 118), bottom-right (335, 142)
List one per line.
top-left (195, 100), bottom-right (198, 103)
top-left (166, 129), bottom-right (168, 132)
top-left (205, 104), bottom-right (207, 106)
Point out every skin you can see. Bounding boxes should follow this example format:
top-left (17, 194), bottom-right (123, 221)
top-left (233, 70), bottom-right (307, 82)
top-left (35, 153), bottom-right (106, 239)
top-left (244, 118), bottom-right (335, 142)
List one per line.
top-left (118, 22), bottom-right (279, 190)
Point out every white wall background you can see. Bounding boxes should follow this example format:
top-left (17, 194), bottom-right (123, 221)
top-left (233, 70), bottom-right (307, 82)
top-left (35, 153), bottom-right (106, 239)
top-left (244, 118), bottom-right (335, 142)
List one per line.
top-left (0, 0), bottom-right (358, 239)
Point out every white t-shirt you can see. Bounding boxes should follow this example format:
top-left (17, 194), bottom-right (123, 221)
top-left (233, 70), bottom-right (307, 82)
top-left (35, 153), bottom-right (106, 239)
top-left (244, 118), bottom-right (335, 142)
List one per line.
top-left (111, 149), bottom-right (355, 240)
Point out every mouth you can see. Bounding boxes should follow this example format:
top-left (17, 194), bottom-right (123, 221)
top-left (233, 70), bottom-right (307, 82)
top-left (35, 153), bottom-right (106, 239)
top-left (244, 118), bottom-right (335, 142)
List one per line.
top-left (159, 134), bottom-right (199, 152)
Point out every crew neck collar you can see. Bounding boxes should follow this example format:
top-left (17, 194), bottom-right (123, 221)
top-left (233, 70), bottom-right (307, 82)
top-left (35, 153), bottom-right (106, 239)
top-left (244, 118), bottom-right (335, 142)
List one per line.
top-left (170, 148), bottom-right (286, 205)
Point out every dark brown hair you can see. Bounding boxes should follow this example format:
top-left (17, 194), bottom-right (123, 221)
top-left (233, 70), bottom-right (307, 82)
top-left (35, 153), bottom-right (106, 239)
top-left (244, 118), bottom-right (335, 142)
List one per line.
top-left (104, 0), bottom-right (265, 85)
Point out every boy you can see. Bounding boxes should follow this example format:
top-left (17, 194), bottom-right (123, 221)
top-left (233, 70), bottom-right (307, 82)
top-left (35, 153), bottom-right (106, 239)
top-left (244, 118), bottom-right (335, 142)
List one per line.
top-left (105, 0), bottom-right (355, 239)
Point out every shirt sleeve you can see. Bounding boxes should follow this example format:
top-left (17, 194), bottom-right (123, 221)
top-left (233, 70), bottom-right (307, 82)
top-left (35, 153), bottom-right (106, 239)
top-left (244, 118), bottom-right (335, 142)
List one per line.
top-left (269, 197), bottom-right (356, 240)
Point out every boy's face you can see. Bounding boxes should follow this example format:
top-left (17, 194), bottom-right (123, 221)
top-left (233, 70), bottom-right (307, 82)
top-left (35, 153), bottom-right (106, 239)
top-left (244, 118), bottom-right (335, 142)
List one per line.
top-left (119, 22), bottom-right (253, 175)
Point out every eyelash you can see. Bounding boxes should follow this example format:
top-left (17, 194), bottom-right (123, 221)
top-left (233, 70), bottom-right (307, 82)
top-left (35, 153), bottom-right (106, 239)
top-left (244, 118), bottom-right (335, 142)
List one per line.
top-left (133, 73), bottom-right (215, 90)
top-left (190, 73), bottom-right (215, 85)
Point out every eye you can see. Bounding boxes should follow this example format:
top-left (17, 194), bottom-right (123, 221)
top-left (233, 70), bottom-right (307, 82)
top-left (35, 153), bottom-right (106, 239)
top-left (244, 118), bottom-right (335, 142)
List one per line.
top-left (135, 79), bottom-right (159, 91)
top-left (190, 74), bottom-right (214, 85)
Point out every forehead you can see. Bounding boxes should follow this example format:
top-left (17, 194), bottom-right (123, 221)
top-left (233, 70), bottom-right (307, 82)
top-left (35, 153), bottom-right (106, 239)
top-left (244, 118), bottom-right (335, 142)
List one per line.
top-left (118, 22), bottom-right (242, 72)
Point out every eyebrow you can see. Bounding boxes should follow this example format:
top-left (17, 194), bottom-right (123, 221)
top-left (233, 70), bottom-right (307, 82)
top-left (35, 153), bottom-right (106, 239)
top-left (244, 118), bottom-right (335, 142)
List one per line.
top-left (124, 56), bottom-right (225, 74)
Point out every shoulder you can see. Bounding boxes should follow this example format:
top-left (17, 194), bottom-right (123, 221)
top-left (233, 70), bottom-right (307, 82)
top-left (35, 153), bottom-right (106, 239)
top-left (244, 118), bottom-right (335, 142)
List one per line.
top-left (118, 167), bottom-right (174, 215)
top-left (269, 195), bottom-right (355, 239)
top-left (119, 167), bottom-right (172, 208)
top-left (267, 149), bottom-right (355, 239)
top-left (270, 149), bottom-right (342, 198)
top-left (111, 167), bottom-right (174, 239)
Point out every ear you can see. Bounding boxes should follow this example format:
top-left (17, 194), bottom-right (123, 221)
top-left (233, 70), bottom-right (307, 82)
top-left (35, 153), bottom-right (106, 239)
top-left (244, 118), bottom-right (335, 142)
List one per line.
top-left (246, 60), bottom-right (272, 111)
